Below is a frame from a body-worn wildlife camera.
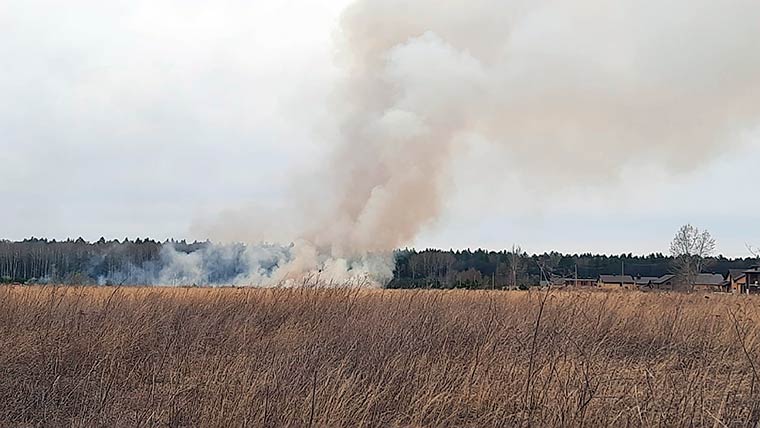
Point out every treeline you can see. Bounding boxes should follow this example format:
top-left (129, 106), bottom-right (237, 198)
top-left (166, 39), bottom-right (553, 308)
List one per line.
top-left (0, 238), bottom-right (207, 284)
top-left (389, 248), bottom-right (758, 289)
top-left (0, 238), bottom-right (756, 287)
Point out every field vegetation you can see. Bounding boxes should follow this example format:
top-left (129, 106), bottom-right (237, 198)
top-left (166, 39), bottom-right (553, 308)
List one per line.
top-left (1, 286), bottom-right (759, 427)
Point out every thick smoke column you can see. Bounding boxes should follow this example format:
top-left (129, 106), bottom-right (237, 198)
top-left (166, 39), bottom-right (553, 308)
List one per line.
top-left (307, 0), bottom-right (760, 253)
top-left (197, 0), bottom-right (760, 286)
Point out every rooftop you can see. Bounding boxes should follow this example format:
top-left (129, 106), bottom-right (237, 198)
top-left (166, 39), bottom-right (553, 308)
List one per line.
top-left (651, 274), bottom-right (675, 284)
top-left (694, 273), bottom-right (724, 286)
top-left (599, 275), bottom-right (635, 284)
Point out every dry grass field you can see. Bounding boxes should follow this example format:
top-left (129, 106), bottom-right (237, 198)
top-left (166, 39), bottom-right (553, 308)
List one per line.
top-left (1, 286), bottom-right (759, 427)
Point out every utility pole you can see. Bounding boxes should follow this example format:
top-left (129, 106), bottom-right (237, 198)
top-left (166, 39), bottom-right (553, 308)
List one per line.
top-left (575, 264), bottom-right (578, 288)
top-left (621, 259), bottom-right (625, 288)
top-left (511, 244), bottom-right (518, 290)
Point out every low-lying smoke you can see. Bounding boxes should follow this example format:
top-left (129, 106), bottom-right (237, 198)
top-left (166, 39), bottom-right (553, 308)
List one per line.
top-left (90, 242), bottom-right (393, 287)
top-left (201, 0), bottom-right (760, 286)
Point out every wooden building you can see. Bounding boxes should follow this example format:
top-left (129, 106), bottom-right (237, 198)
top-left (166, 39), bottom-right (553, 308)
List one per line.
top-left (634, 276), bottom-right (660, 287)
top-left (692, 273), bottom-right (727, 292)
top-left (742, 267), bottom-right (760, 294)
top-left (560, 277), bottom-right (597, 287)
top-left (638, 274), bottom-right (676, 290)
top-left (598, 275), bottom-right (636, 290)
top-left (727, 269), bottom-right (747, 294)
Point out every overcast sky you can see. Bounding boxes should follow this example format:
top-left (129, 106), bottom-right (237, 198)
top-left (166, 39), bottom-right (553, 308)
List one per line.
top-left (2, 0), bottom-right (759, 257)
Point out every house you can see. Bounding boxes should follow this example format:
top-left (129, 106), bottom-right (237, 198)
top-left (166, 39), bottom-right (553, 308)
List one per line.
top-left (540, 276), bottom-right (598, 288)
top-left (727, 269), bottom-right (747, 294)
top-left (692, 273), bottom-right (727, 292)
top-left (637, 274), bottom-right (676, 290)
top-left (634, 276), bottom-right (660, 286)
top-left (742, 267), bottom-right (760, 294)
top-left (652, 274), bottom-right (675, 289)
top-left (598, 275), bottom-right (636, 290)
top-left (559, 277), bottom-right (597, 287)
top-left (539, 277), bottom-right (566, 288)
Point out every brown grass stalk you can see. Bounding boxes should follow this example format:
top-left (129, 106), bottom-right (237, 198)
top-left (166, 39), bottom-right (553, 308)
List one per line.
top-left (1, 286), bottom-right (759, 427)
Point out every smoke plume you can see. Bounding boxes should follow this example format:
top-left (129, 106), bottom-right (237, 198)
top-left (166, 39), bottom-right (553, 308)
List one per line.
top-left (316, 0), bottom-right (760, 249)
top-left (93, 241), bottom-right (392, 287)
top-left (198, 0), bottom-right (760, 286)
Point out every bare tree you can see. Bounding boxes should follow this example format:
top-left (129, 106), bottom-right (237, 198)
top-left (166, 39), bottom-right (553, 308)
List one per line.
top-left (536, 252), bottom-right (562, 287)
top-left (748, 244), bottom-right (759, 260)
top-left (670, 224), bottom-right (716, 291)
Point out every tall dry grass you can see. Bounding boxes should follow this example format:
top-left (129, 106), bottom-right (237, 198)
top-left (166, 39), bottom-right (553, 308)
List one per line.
top-left (1, 286), bottom-right (759, 427)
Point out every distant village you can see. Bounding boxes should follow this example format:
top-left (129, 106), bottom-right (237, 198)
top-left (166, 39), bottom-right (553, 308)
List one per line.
top-left (545, 267), bottom-right (760, 294)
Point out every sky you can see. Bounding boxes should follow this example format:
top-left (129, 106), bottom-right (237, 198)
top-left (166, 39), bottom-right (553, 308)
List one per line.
top-left (2, 0), bottom-right (759, 257)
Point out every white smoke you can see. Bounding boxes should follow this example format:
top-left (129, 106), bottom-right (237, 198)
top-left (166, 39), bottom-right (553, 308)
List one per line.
top-left (197, 0), bottom-right (760, 286)
top-left (96, 241), bottom-right (392, 287)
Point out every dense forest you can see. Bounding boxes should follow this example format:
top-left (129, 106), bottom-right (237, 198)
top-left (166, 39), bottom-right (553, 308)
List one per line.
top-left (0, 238), bottom-right (206, 285)
top-left (0, 238), bottom-right (756, 288)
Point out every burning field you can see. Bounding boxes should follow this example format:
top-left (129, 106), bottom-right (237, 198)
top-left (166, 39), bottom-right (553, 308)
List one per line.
top-left (2, 285), bottom-right (759, 427)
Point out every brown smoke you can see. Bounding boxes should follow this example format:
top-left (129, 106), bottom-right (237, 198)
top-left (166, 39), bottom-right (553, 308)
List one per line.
top-left (198, 0), bottom-right (760, 282)
top-left (305, 0), bottom-right (760, 254)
